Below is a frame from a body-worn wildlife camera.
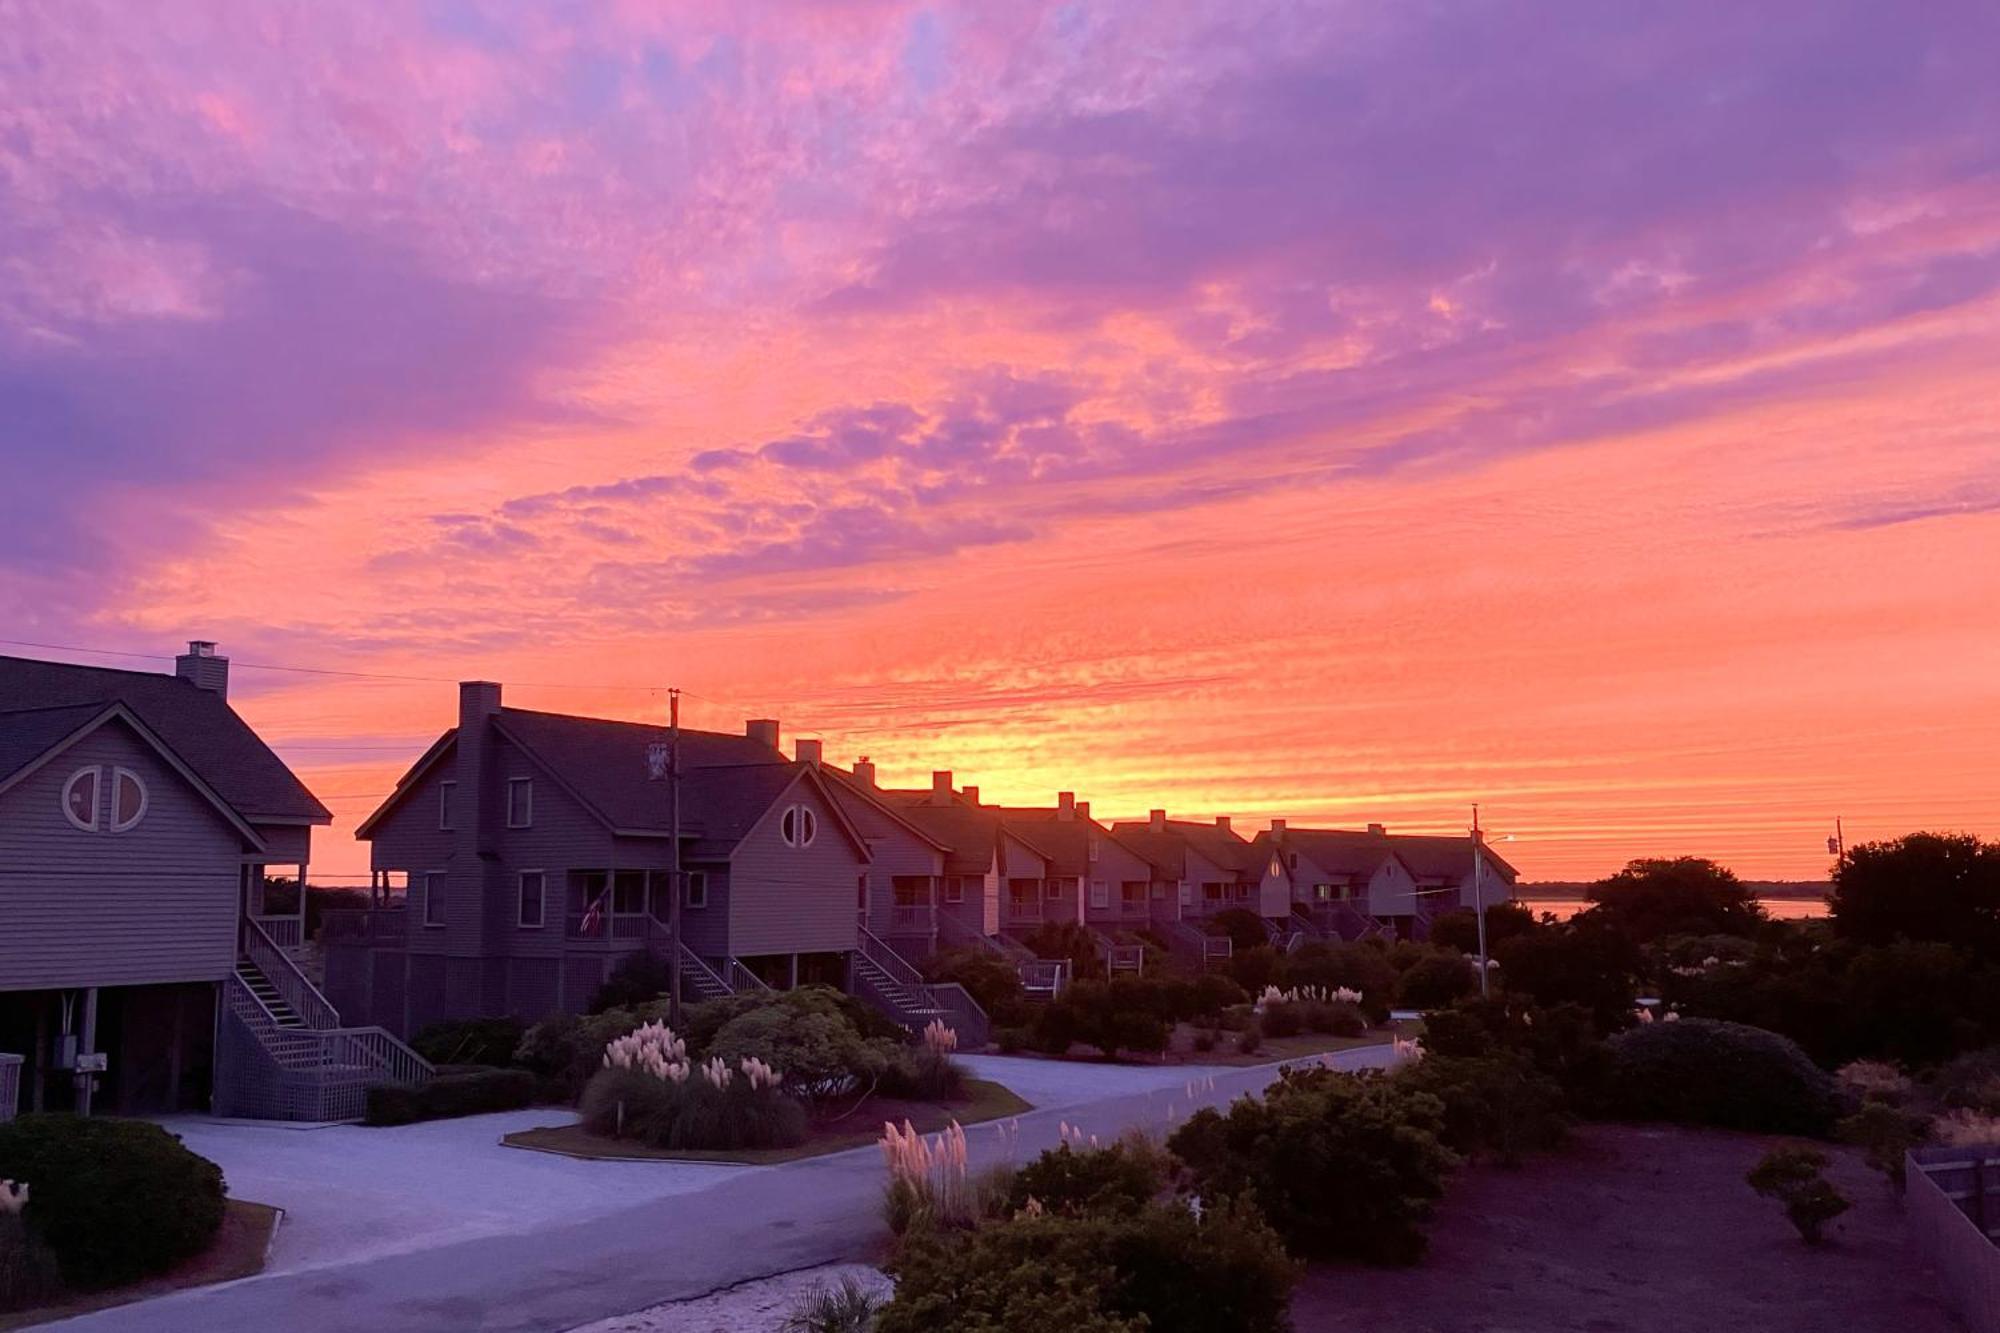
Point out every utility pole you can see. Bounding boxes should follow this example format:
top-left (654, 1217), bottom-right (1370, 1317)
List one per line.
top-left (668, 688), bottom-right (683, 1030)
top-left (1471, 803), bottom-right (1490, 998)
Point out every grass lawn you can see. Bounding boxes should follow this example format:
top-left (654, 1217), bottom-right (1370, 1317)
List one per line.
top-left (0, 1199), bottom-right (280, 1331)
top-left (1174, 1022), bottom-right (1412, 1067)
top-left (501, 1076), bottom-right (1032, 1165)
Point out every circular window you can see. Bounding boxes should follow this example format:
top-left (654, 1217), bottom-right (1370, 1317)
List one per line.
top-left (62, 768), bottom-right (100, 831)
top-left (781, 805), bottom-right (818, 848)
top-left (111, 767), bottom-right (148, 832)
top-left (799, 807), bottom-right (817, 847)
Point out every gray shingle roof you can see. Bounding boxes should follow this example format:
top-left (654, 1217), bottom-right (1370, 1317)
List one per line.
top-left (0, 656), bottom-right (328, 822)
top-left (874, 792), bottom-right (1005, 876)
top-left (1250, 827), bottom-right (1517, 882)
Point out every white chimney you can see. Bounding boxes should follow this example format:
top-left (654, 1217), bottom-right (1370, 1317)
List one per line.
top-left (795, 738), bottom-right (822, 767)
top-left (853, 757), bottom-right (876, 787)
top-left (174, 640), bottom-right (229, 697)
top-left (746, 718), bottom-right (781, 750)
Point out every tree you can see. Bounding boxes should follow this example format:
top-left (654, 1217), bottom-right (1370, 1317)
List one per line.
top-left (1583, 858), bottom-right (1765, 943)
top-left (1431, 902), bottom-right (1539, 955)
top-left (1830, 833), bottom-right (2000, 959)
top-left (1492, 918), bottom-right (1641, 1034)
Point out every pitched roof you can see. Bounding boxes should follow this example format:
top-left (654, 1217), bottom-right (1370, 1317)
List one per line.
top-left (1251, 827), bottom-right (1518, 882)
top-left (1106, 825), bottom-right (1185, 878)
top-left (0, 655), bottom-right (328, 823)
top-left (360, 705), bottom-right (866, 859)
top-left (818, 768), bottom-right (953, 854)
top-left (871, 789), bottom-right (1006, 876)
top-left (987, 808), bottom-right (1102, 876)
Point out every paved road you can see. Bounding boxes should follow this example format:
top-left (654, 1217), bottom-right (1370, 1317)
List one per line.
top-left (56, 1048), bottom-right (1395, 1333)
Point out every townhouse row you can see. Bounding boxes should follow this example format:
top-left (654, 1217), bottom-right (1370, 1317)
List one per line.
top-left (0, 645), bottom-right (1517, 1123)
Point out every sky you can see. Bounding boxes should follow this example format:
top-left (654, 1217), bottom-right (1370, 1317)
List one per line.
top-left (2, 0), bottom-right (1997, 885)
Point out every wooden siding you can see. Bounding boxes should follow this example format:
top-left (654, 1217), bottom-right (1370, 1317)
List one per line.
top-left (727, 779), bottom-right (865, 956)
top-left (1084, 836), bottom-right (1157, 925)
top-left (0, 721), bottom-right (248, 990)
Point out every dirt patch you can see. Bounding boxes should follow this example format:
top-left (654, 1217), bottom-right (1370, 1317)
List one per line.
top-left (1291, 1123), bottom-right (1964, 1333)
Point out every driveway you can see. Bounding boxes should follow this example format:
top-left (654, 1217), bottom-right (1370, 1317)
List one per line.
top-left (156, 1110), bottom-right (745, 1272)
top-left (60, 1047), bottom-right (1397, 1332)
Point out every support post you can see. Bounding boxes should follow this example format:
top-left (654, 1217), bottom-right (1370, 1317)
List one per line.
top-left (75, 986), bottom-right (98, 1116)
top-left (1471, 804), bottom-right (1490, 998)
top-left (668, 689), bottom-right (682, 1030)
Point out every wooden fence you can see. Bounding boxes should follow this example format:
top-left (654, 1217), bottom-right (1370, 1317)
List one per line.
top-left (1908, 1144), bottom-right (2000, 1333)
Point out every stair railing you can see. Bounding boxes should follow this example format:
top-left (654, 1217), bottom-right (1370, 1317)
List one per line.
top-left (857, 926), bottom-right (927, 988)
top-left (728, 958), bottom-right (773, 992)
top-left (242, 916), bottom-right (340, 1029)
top-left (677, 943), bottom-right (732, 997)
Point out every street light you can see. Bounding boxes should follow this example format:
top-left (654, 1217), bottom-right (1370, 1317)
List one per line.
top-left (1469, 805), bottom-right (1516, 998)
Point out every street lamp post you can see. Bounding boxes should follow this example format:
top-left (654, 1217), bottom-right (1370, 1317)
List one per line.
top-left (1471, 804), bottom-right (1490, 997)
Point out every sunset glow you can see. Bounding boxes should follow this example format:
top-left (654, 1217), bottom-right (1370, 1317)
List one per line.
top-left (5, 2), bottom-right (1998, 884)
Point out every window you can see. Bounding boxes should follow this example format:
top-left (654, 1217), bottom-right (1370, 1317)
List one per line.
top-left (518, 871), bottom-right (546, 928)
top-left (943, 877), bottom-right (964, 904)
top-left (780, 804), bottom-right (818, 848)
top-left (423, 872), bottom-right (447, 926)
top-left (1268, 855), bottom-right (1283, 877)
top-left (857, 874), bottom-right (869, 911)
top-left (1087, 834), bottom-right (1100, 862)
top-left (1150, 881), bottom-right (1164, 900)
top-left (1288, 853), bottom-right (1298, 870)
top-left (506, 778), bottom-right (533, 828)
top-left (612, 871), bottom-right (646, 915)
top-left (60, 768), bottom-right (100, 831)
top-left (1178, 880), bottom-right (1192, 906)
top-left (438, 781), bottom-right (457, 831)
top-left (1045, 879), bottom-right (1064, 900)
top-left (685, 870), bottom-right (708, 909)
top-left (1089, 880), bottom-right (1108, 910)
top-left (110, 767), bottom-right (147, 831)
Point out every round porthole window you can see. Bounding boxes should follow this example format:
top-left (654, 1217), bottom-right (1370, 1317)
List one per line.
top-left (62, 768), bottom-right (100, 831)
top-left (111, 767), bottom-right (148, 832)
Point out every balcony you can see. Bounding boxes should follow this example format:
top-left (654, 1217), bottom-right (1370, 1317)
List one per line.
top-left (1004, 898), bottom-right (1045, 924)
top-left (319, 907), bottom-right (409, 945)
top-left (885, 903), bottom-right (936, 933)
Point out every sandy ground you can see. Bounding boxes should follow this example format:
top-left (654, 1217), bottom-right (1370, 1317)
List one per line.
top-left (1291, 1123), bottom-right (1966, 1333)
top-left (566, 1263), bottom-right (892, 1333)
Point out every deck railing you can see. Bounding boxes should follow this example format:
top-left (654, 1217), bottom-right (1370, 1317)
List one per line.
top-left (217, 972), bottom-right (434, 1122)
top-left (0, 1054), bottom-right (20, 1124)
top-left (886, 903), bottom-right (936, 932)
top-left (252, 915), bottom-right (304, 950)
top-left (243, 916), bottom-right (340, 1029)
top-left (1019, 959), bottom-right (1068, 997)
top-left (728, 958), bottom-right (773, 993)
top-left (1004, 900), bottom-right (1045, 924)
top-left (320, 907), bottom-right (409, 944)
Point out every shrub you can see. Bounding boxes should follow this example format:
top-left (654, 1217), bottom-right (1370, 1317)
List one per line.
top-left (582, 1062), bottom-right (807, 1150)
top-left (1169, 1066), bottom-right (1456, 1265)
top-left (878, 1026), bottom-right (967, 1102)
top-left (1236, 1026), bottom-right (1263, 1056)
top-left (1024, 921), bottom-right (1103, 978)
top-left (707, 1005), bottom-right (889, 1103)
top-left (996, 1026), bottom-right (1031, 1054)
top-left (1836, 1102), bottom-right (1931, 1188)
top-left (880, 1198), bottom-right (1295, 1333)
top-left (1041, 981), bottom-right (1171, 1060)
top-left (1284, 942), bottom-right (1398, 1023)
top-left (1934, 1047), bottom-right (2000, 1113)
top-left (1191, 973), bottom-right (1250, 1018)
top-left (1191, 1029), bottom-right (1218, 1054)
top-left (1829, 832), bottom-right (2000, 959)
top-left (1493, 921), bottom-right (1641, 1034)
top-left (0, 1195), bottom-right (60, 1313)
top-left (1430, 902), bottom-right (1540, 955)
top-left (1932, 1109), bottom-right (2000, 1148)
top-left (783, 1274), bottom-right (884, 1333)
top-left (1602, 1018), bottom-right (1845, 1134)
top-left (925, 950), bottom-right (1026, 1017)
top-left (0, 1115), bottom-right (225, 1290)
top-left (1746, 1146), bottom-right (1850, 1244)
top-left (1005, 1138), bottom-right (1167, 1216)
top-left (1259, 1001), bottom-right (1304, 1039)
top-left (1227, 944), bottom-right (1284, 995)
top-left (1585, 857), bottom-right (1768, 944)
top-left (1421, 995), bottom-right (1610, 1096)
top-left (515, 1004), bottom-right (672, 1102)
top-left (1208, 908), bottom-right (1271, 954)
top-left (1835, 1060), bottom-right (1915, 1106)
top-left (1395, 1053), bottom-right (1568, 1165)
top-left (364, 1068), bottom-right (537, 1125)
top-left (1394, 953), bottom-right (1478, 1010)
top-left (409, 1016), bottom-right (528, 1068)
top-left (1031, 1002), bottom-right (1078, 1056)
top-left (589, 949), bottom-right (675, 1012)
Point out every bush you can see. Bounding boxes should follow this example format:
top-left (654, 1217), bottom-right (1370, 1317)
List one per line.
top-left (1835, 1060), bottom-right (1915, 1106)
top-left (364, 1068), bottom-right (537, 1125)
top-left (1431, 902), bottom-right (1540, 955)
top-left (783, 1274), bottom-right (883, 1333)
top-left (1284, 942), bottom-right (1398, 1023)
top-left (1394, 953), bottom-right (1478, 1010)
top-left (1190, 973), bottom-right (1250, 1018)
top-left (1585, 858), bottom-right (1768, 944)
top-left (409, 1016), bottom-right (527, 1068)
top-left (878, 1045), bottom-right (967, 1102)
top-left (1934, 1047), bottom-right (2000, 1113)
top-left (515, 1004), bottom-right (672, 1102)
top-left (1024, 922), bottom-right (1102, 978)
top-left (1005, 1138), bottom-right (1167, 1216)
top-left (1208, 908), bottom-right (1271, 954)
top-left (1836, 1102), bottom-right (1931, 1188)
top-left (1746, 1145), bottom-right (1850, 1244)
top-left (1169, 1066), bottom-right (1456, 1265)
top-left (1227, 944), bottom-right (1284, 995)
top-left (1031, 1002), bottom-right (1078, 1056)
top-left (589, 949), bottom-right (675, 1012)
top-left (581, 1064), bottom-right (808, 1150)
top-left (925, 950), bottom-right (1026, 1017)
top-left (1829, 832), bottom-right (2000, 959)
top-left (707, 1005), bottom-right (890, 1103)
top-left (1395, 1053), bottom-right (1568, 1164)
top-left (1493, 921), bottom-right (1641, 1034)
top-left (996, 1026), bottom-right (1031, 1054)
top-left (1040, 981), bottom-right (1171, 1060)
top-left (880, 1197), bottom-right (1295, 1333)
top-left (1191, 1029), bottom-right (1218, 1054)
top-left (0, 1115), bottom-right (225, 1290)
top-left (1602, 1018), bottom-right (1845, 1134)
top-left (1420, 995), bottom-right (1610, 1096)
top-left (0, 1206), bottom-right (60, 1313)
top-left (1236, 1027), bottom-right (1263, 1056)
top-left (1258, 1001), bottom-right (1304, 1039)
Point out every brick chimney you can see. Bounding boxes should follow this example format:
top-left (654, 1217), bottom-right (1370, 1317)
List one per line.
top-left (1367, 822), bottom-right (1387, 836)
top-left (852, 757), bottom-right (876, 787)
top-left (963, 785), bottom-right (980, 805)
top-left (1215, 815), bottom-right (1232, 833)
top-left (174, 640), bottom-right (229, 697)
top-left (930, 771), bottom-right (953, 806)
top-left (746, 719), bottom-right (781, 750)
top-left (794, 738), bottom-right (822, 767)
top-left (1149, 809), bottom-right (1167, 833)
top-left (1057, 791), bottom-right (1075, 821)
top-left (1269, 818), bottom-right (1286, 837)
top-left (1076, 800), bottom-right (1091, 821)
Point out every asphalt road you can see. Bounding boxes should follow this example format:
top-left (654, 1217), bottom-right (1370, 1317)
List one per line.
top-left (55, 1047), bottom-right (1395, 1333)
